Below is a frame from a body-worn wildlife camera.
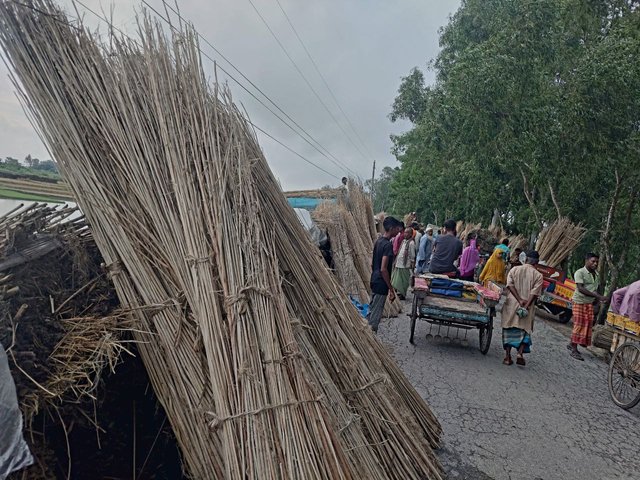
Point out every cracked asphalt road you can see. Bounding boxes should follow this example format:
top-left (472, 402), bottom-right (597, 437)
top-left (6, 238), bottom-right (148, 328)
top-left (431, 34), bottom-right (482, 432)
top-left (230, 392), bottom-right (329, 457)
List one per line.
top-left (377, 295), bottom-right (640, 480)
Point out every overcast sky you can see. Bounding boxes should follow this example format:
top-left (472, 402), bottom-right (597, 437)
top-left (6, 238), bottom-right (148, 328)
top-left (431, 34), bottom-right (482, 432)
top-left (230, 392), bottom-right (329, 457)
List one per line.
top-left (0, 0), bottom-right (461, 190)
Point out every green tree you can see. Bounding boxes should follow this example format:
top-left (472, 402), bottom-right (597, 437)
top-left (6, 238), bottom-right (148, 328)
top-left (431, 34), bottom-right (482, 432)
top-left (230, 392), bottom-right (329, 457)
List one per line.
top-left (365, 166), bottom-right (398, 214)
top-left (4, 156), bottom-right (20, 167)
top-left (389, 0), bottom-right (640, 295)
top-left (34, 159), bottom-right (58, 173)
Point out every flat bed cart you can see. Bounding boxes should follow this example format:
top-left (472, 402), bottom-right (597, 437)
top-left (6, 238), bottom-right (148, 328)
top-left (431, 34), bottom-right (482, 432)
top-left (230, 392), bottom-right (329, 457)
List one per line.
top-left (606, 312), bottom-right (640, 409)
top-left (409, 277), bottom-right (498, 354)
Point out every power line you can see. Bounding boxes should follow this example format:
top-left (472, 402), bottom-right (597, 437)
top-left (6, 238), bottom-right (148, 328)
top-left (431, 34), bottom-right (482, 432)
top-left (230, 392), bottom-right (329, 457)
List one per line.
top-left (70, 0), bottom-right (341, 181)
top-left (250, 123), bottom-right (340, 180)
top-left (153, 0), bottom-right (359, 178)
top-left (273, 0), bottom-right (378, 163)
top-left (246, 0), bottom-right (370, 170)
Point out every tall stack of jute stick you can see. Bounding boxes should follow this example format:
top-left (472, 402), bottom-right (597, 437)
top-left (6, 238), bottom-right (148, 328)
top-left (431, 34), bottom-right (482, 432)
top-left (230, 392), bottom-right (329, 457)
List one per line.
top-left (0, 1), bottom-right (442, 478)
top-left (313, 201), bottom-right (371, 302)
top-left (313, 183), bottom-right (402, 315)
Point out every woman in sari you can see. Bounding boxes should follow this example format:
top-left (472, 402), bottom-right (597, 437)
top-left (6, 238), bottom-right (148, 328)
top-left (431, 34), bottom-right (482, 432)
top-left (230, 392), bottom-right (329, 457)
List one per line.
top-left (479, 246), bottom-right (507, 286)
top-left (391, 227), bottom-right (416, 300)
top-left (459, 236), bottom-right (480, 281)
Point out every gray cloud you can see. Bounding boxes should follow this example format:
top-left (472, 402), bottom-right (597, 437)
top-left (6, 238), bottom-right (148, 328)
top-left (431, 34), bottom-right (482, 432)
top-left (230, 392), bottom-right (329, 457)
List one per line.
top-left (0, 0), bottom-right (460, 189)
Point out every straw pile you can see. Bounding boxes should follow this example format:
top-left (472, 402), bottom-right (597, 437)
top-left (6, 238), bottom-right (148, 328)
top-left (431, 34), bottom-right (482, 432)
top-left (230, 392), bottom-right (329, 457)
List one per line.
top-left (343, 179), bottom-right (377, 241)
top-left (313, 184), bottom-right (402, 316)
top-left (342, 184), bottom-right (403, 316)
top-left (457, 222), bottom-right (528, 255)
top-left (0, 203), bottom-right (122, 419)
top-left (0, 203), bottom-right (168, 478)
top-left (284, 188), bottom-right (342, 198)
top-left (535, 217), bottom-right (587, 267)
top-left (312, 202), bottom-right (370, 302)
top-left (457, 222), bottom-right (481, 243)
top-left (0, 2), bottom-right (442, 478)
top-left (508, 234), bottom-right (529, 252)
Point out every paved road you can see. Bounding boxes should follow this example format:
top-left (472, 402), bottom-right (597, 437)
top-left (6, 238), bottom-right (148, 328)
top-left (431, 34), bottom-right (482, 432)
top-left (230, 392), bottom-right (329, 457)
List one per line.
top-left (378, 295), bottom-right (640, 480)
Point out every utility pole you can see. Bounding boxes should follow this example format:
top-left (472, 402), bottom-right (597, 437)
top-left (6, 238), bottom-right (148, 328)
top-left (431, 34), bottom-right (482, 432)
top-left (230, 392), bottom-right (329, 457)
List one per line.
top-left (370, 159), bottom-right (376, 200)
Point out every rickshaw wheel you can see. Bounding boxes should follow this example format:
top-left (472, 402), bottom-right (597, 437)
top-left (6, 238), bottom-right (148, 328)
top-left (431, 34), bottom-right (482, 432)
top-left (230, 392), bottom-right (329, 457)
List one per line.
top-left (608, 342), bottom-right (640, 410)
top-left (479, 314), bottom-right (493, 355)
top-left (409, 294), bottom-right (419, 344)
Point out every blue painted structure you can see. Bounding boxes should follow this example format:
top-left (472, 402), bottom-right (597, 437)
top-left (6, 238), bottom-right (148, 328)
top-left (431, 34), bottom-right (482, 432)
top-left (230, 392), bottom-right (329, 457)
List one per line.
top-left (286, 197), bottom-right (335, 210)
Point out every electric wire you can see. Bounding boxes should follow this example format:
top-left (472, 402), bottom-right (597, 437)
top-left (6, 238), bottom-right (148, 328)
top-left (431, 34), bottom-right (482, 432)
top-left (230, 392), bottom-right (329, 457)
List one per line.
top-left (273, 0), bottom-right (378, 162)
top-left (151, 0), bottom-right (359, 178)
top-left (246, 0), bottom-right (370, 169)
top-left (71, 0), bottom-right (342, 181)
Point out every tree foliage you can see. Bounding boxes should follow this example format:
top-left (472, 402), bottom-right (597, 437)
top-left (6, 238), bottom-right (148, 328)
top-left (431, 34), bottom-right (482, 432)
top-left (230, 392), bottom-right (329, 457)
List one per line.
top-left (365, 166), bottom-right (398, 213)
top-left (387, 0), bottom-right (640, 287)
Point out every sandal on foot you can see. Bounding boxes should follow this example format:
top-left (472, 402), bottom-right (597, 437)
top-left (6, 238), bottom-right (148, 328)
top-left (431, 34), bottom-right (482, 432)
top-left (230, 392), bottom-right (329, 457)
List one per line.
top-left (503, 357), bottom-right (513, 365)
top-left (516, 355), bottom-right (526, 366)
top-left (570, 350), bottom-right (584, 361)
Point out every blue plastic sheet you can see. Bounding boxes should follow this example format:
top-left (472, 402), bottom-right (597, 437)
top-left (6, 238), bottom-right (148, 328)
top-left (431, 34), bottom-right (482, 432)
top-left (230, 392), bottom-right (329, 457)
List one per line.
top-left (349, 296), bottom-right (369, 318)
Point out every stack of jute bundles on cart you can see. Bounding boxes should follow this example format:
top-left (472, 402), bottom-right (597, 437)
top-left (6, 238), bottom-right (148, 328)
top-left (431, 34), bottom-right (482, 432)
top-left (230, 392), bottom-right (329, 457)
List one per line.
top-left (535, 217), bottom-right (587, 268)
top-left (0, 1), bottom-right (442, 478)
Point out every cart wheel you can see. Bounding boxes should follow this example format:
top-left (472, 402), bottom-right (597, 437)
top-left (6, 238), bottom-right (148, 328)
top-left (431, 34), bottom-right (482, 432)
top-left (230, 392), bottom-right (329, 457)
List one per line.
top-left (558, 309), bottom-right (572, 324)
top-left (479, 314), bottom-right (494, 355)
top-left (409, 294), bottom-right (418, 344)
top-left (608, 342), bottom-right (640, 410)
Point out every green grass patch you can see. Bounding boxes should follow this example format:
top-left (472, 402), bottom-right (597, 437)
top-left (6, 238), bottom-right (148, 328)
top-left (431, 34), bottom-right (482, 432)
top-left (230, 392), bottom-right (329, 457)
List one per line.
top-left (0, 187), bottom-right (65, 203)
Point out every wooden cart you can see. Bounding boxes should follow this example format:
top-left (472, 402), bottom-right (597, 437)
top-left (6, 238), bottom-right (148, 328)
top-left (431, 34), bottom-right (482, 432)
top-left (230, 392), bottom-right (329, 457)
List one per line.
top-left (408, 276), bottom-right (500, 354)
top-left (606, 312), bottom-right (640, 410)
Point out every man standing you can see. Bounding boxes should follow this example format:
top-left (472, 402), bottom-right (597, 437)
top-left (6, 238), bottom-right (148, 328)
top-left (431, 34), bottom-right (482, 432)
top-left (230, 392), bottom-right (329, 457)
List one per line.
top-left (501, 251), bottom-right (544, 366)
top-left (367, 216), bottom-right (403, 333)
top-left (509, 248), bottom-right (524, 268)
top-left (569, 253), bottom-right (607, 361)
top-left (429, 219), bottom-right (463, 275)
top-left (415, 227), bottom-right (434, 274)
top-left (412, 222), bottom-right (422, 246)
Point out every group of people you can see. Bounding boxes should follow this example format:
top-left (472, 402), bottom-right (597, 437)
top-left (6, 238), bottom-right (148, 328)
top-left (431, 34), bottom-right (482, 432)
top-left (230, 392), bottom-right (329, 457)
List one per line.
top-left (386, 218), bottom-right (464, 303)
top-left (367, 215), bottom-right (612, 367)
top-left (367, 217), bottom-right (480, 334)
top-left (390, 217), bottom-right (516, 289)
top-left (490, 250), bottom-right (610, 365)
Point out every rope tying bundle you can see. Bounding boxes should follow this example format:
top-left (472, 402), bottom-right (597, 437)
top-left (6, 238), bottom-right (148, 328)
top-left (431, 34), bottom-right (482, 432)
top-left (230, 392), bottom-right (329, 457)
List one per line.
top-left (206, 397), bottom-right (324, 431)
top-left (344, 376), bottom-right (388, 395)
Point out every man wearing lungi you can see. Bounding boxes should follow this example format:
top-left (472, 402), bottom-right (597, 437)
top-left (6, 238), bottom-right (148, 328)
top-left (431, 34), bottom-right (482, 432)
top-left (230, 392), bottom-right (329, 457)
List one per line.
top-left (569, 253), bottom-right (607, 361)
top-left (501, 250), bottom-right (544, 366)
